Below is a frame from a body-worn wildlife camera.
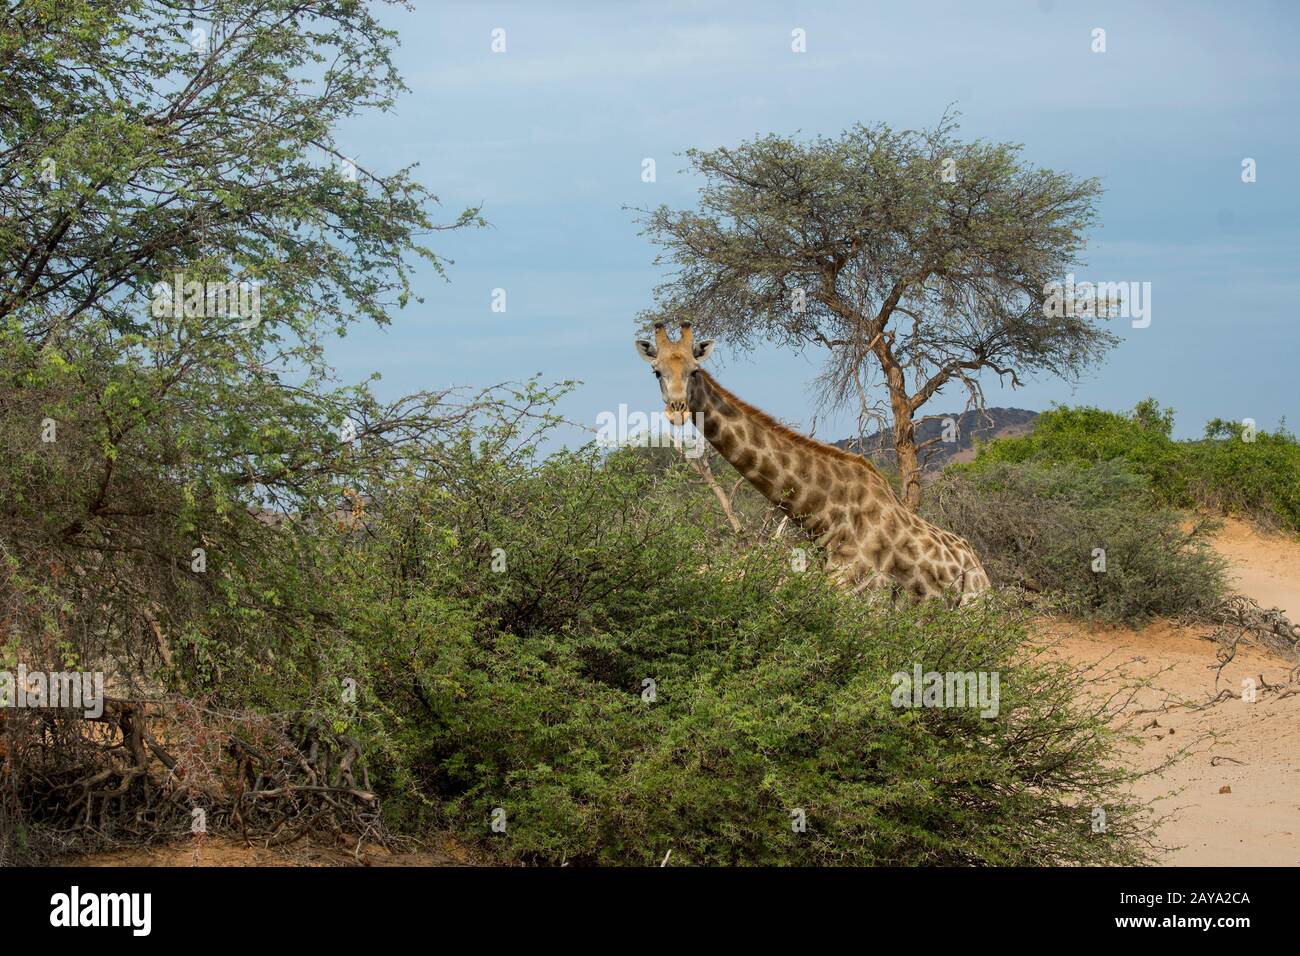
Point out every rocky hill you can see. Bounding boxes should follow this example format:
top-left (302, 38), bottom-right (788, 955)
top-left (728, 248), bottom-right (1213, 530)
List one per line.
top-left (834, 407), bottom-right (1039, 471)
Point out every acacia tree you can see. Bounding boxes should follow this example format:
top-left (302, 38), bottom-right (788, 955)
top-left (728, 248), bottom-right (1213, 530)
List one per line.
top-left (639, 112), bottom-right (1116, 509)
top-left (0, 0), bottom-right (492, 695)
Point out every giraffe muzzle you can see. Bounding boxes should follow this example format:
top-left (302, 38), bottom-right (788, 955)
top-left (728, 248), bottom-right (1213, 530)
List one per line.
top-left (665, 401), bottom-right (689, 426)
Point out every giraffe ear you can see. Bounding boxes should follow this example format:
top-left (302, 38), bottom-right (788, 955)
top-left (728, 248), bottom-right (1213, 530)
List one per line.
top-left (634, 340), bottom-right (657, 362)
top-left (693, 339), bottom-right (715, 361)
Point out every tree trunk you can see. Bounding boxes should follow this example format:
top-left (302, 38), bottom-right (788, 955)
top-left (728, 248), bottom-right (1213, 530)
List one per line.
top-left (879, 349), bottom-right (922, 511)
top-left (892, 416), bottom-right (922, 511)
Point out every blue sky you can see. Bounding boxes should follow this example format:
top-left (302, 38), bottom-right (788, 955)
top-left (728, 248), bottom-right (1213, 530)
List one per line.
top-left (331, 0), bottom-right (1299, 445)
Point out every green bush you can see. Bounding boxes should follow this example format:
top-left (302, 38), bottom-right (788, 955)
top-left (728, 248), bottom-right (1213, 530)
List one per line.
top-left (967, 399), bottom-right (1300, 532)
top-left (1, 329), bottom-right (1162, 863)
top-left (330, 446), bottom-right (1153, 866)
top-left (925, 460), bottom-right (1229, 624)
top-left (1186, 419), bottom-right (1300, 532)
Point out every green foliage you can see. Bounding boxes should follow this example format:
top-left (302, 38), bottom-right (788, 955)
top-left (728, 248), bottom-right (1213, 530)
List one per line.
top-left (967, 400), bottom-right (1300, 533)
top-left (327, 444), bottom-right (1152, 866)
top-left (0, 0), bottom-right (491, 704)
top-left (0, 0), bottom-right (489, 861)
top-left (926, 461), bottom-right (1228, 624)
top-left (1, 0), bottom-right (478, 338)
top-left (1189, 418), bottom-right (1300, 532)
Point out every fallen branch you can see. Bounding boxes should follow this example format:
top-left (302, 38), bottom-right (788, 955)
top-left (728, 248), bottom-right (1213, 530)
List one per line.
top-left (0, 697), bottom-right (388, 863)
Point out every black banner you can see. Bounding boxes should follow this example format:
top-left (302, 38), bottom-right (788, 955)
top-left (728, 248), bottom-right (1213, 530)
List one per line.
top-left (2, 865), bottom-right (1282, 942)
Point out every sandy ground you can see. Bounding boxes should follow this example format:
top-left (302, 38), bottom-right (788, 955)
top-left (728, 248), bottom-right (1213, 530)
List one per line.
top-left (1045, 518), bottom-right (1300, 866)
top-left (72, 833), bottom-right (476, 867)
top-left (1212, 517), bottom-right (1300, 621)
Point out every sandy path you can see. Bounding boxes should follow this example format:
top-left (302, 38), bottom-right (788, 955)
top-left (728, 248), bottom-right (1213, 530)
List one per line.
top-left (1047, 519), bottom-right (1300, 866)
top-left (1212, 517), bottom-right (1300, 621)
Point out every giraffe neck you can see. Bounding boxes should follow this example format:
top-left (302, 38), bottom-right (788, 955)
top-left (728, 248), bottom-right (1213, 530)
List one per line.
top-left (688, 370), bottom-right (898, 533)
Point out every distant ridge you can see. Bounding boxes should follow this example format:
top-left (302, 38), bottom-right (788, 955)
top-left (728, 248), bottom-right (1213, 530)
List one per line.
top-left (834, 407), bottom-right (1039, 470)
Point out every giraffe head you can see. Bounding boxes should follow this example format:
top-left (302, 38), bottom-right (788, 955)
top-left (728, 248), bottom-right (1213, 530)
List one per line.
top-left (634, 322), bottom-right (715, 426)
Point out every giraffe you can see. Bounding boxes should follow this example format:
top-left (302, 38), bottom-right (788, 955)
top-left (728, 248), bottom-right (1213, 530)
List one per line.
top-left (635, 322), bottom-right (991, 605)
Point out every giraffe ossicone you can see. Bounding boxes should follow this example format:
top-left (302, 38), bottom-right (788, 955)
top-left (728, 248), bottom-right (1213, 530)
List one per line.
top-left (635, 323), bottom-right (991, 605)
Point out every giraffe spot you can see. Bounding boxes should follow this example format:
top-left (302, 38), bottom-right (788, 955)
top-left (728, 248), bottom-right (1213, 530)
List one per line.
top-left (733, 448), bottom-right (756, 473)
top-left (886, 554), bottom-right (914, 577)
top-left (802, 490), bottom-right (826, 514)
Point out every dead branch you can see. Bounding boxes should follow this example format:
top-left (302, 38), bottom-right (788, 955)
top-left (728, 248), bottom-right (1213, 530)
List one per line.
top-left (0, 697), bottom-right (388, 864)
